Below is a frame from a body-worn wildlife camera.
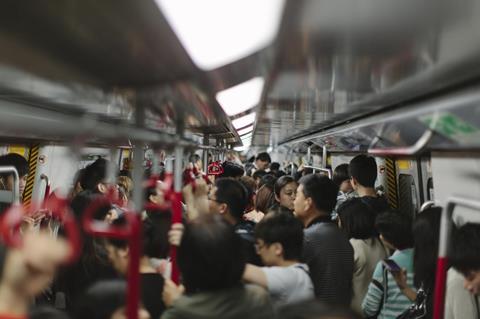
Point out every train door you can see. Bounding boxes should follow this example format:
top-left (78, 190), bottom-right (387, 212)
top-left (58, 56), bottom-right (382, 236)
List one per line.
top-left (395, 158), bottom-right (422, 218)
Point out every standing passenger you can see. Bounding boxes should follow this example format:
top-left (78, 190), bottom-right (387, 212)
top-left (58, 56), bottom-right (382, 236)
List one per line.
top-left (0, 153), bottom-right (29, 202)
top-left (208, 178), bottom-right (261, 265)
top-left (273, 176), bottom-right (298, 212)
top-left (161, 215), bottom-right (274, 319)
top-left (243, 210), bottom-right (314, 308)
top-left (337, 198), bottom-right (388, 315)
top-left (293, 174), bottom-right (354, 306)
top-left (445, 223), bottom-right (480, 319)
top-left (349, 155), bottom-right (389, 216)
top-left (332, 163), bottom-right (355, 215)
top-left (362, 211), bottom-right (414, 319)
top-left (247, 152), bottom-right (271, 176)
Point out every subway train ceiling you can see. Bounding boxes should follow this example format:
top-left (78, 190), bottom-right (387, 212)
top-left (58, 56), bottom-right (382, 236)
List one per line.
top-left (0, 0), bottom-right (480, 151)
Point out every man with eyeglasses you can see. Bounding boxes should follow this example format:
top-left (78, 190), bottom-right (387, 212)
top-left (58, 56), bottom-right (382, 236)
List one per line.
top-left (208, 178), bottom-right (262, 265)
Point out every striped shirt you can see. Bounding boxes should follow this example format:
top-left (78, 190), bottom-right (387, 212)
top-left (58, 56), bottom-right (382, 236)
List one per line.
top-left (362, 248), bottom-right (415, 319)
top-left (302, 215), bottom-right (354, 306)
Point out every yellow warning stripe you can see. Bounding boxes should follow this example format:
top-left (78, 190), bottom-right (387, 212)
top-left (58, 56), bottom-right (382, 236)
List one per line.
top-left (23, 144), bottom-right (40, 206)
top-left (385, 158), bottom-right (398, 209)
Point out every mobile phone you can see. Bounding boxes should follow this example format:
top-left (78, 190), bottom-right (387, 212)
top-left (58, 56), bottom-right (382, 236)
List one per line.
top-left (382, 259), bottom-right (402, 272)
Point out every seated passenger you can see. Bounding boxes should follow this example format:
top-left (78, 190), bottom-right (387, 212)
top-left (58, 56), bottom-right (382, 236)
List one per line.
top-left (208, 178), bottom-right (261, 265)
top-left (74, 280), bottom-right (150, 319)
top-left (243, 210), bottom-right (314, 308)
top-left (362, 211), bottom-right (414, 318)
top-left (273, 175), bottom-right (297, 212)
top-left (349, 155), bottom-right (389, 215)
top-left (446, 223), bottom-right (480, 319)
top-left (332, 163), bottom-right (355, 217)
top-left (336, 198), bottom-right (388, 314)
top-left (105, 214), bottom-right (170, 319)
top-left (161, 215), bottom-right (274, 319)
top-left (293, 174), bottom-right (354, 306)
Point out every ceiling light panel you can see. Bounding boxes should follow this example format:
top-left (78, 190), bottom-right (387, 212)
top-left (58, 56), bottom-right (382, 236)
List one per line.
top-left (156, 0), bottom-right (285, 70)
top-left (216, 77), bottom-right (264, 116)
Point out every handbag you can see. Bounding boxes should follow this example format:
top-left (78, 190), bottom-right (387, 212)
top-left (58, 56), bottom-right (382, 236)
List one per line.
top-left (396, 285), bottom-right (428, 319)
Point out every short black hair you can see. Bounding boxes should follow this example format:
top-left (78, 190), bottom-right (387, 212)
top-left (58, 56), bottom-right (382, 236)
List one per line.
top-left (349, 155), bottom-right (377, 188)
top-left (270, 162), bottom-right (281, 171)
top-left (299, 174), bottom-right (339, 213)
top-left (252, 170), bottom-right (267, 181)
top-left (255, 152), bottom-right (271, 163)
top-left (215, 178), bottom-right (248, 221)
top-left (259, 174), bottom-right (277, 189)
top-left (274, 175), bottom-right (296, 198)
top-left (450, 223), bottom-right (480, 275)
top-left (0, 153), bottom-right (29, 178)
top-left (219, 161), bottom-right (245, 179)
top-left (75, 280), bottom-right (126, 319)
top-left (255, 210), bottom-right (304, 260)
top-left (333, 163), bottom-right (350, 187)
top-left (81, 158), bottom-right (112, 191)
top-left (178, 215), bottom-right (245, 293)
top-left (337, 198), bottom-right (376, 240)
top-left (106, 213), bottom-right (171, 259)
top-left (375, 211), bottom-right (413, 250)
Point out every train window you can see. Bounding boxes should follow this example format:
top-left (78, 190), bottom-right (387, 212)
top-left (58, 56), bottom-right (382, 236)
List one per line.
top-left (398, 173), bottom-right (418, 218)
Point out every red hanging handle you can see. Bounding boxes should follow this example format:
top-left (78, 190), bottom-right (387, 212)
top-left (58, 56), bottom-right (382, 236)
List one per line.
top-left (207, 161), bottom-right (224, 176)
top-left (0, 195), bottom-right (82, 264)
top-left (82, 194), bottom-right (142, 319)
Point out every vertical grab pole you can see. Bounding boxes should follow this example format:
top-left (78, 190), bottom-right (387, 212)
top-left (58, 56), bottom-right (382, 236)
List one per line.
top-left (433, 203), bottom-right (451, 319)
top-left (203, 134), bottom-right (209, 173)
top-left (170, 146), bottom-right (183, 284)
top-left (126, 105), bottom-right (146, 319)
top-left (322, 145), bottom-right (327, 168)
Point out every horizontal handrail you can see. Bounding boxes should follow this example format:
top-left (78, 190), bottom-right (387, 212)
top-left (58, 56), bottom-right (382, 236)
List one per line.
top-left (368, 129), bottom-right (433, 156)
top-left (303, 165), bottom-right (332, 179)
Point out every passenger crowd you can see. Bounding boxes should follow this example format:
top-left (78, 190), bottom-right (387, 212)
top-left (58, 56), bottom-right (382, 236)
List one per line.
top-left (0, 151), bottom-right (479, 319)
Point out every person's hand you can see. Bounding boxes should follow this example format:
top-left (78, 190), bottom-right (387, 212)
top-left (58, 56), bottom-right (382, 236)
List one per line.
top-left (182, 178), bottom-right (209, 219)
top-left (244, 210), bottom-right (265, 223)
top-left (168, 223), bottom-right (184, 247)
top-left (391, 268), bottom-right (408, 290)
top-left (20, 210), bottom-right (47, 233)
top-left (162, 278), bottom-right (185, 308)
top-left (2, 232), bottom-right (70, 297)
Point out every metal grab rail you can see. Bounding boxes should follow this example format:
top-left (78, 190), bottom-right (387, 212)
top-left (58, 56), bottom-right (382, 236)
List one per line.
top-left (368, 129), bottom-right (433, 156)
top-left (82, 196), bottom-right (142, 319)
top-left (303, 165), bottom-right (332, 179)
top-left (0, 195), bottom-right (82, 263)
top-left (40, 174), bottom-right (51, 201)
top-left (0, 166), bottom-right (20, 204)
top-left (433, 196), bottom-right (480, 319)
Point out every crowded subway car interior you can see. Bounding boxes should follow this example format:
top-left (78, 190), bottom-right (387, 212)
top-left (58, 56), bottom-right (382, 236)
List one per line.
top-left (0, 0), bottom-right (480, 318)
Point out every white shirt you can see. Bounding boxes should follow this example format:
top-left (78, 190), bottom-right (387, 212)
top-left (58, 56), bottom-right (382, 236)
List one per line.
top-left (262, 263), bottom-right (314, 308)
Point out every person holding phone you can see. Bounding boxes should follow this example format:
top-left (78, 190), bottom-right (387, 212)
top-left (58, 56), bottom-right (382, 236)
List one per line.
top-left (362, 211), bottom-right (415, 319)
